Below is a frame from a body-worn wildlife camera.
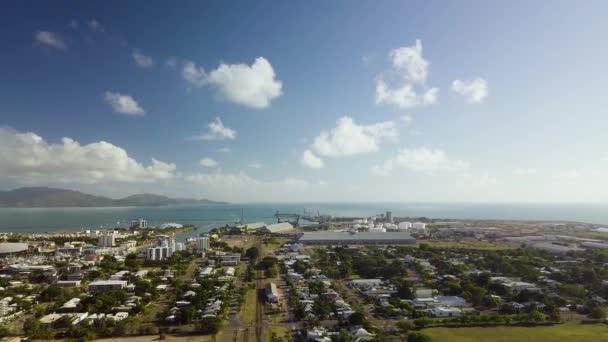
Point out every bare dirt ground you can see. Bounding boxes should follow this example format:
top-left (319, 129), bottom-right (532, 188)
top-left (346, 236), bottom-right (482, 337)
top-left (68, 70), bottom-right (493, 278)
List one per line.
top-left (91, 335), bottom-right (214, 342)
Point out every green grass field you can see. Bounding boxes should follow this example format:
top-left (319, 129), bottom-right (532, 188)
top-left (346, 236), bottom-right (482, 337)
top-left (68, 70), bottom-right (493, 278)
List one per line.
top-left (422, 323), bottom-right (608, 342)
top-left (239, 288), bottom-right (257, 324)
top-left (420, 240), bottom-right (517, 250)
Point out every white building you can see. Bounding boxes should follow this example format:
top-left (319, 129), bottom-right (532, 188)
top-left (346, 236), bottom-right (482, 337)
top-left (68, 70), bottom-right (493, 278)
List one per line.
top-left (146, 246), bottom-right (172, 261)
top-left (160, 222), bottom-right (183, 229)
top-left (196, 237), bottom-right (210, 252)
top-left (98, 234), bottom-right (116, 247)
top-left (431, 306), bottom-right (462, 317)
top-left (412, 222), bottom-right (426, 230)
top-left (130, 219), bottom-right (147, 229)
top-left (88, 280), bottom-right (127, 293)
top-left (398, 222), bottom-right (412, 231)
top-left (0, 300), bottom-right (11, 316)
top-left (146, 235), bottom-right (178, 260)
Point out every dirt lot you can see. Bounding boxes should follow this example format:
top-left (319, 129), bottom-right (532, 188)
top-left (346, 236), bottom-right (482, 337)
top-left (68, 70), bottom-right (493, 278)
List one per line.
top-left (90, 335), bottom-right (215, 342)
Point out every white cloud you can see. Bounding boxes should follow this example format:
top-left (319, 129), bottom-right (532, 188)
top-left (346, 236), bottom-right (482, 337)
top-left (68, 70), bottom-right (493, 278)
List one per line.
top-left (166, 57), bottom-right (178, 68)
top-left (300, 150), bottom-right (324, 169)
top-left (248, 161), bottom-right (262, 169)
top-left (190, 117), bottom-right (236, 141)
top-left (375, 39), bottom-right (439, 109)
top-left (376, 81), bottom-right (438, 108)
top-left (311, 116), bottom-right (398, 157)
top-left (199, 158), bottom-right (218, 168)
top-left (217, 147), bottom-right (231, 153)
top-left (88, 19), bottom-right (105, 32)
top-left (0, 127), bottom-right (176, 184)
top-left (372, 147), bottom-right (469, 175)
top-left (451, 78), bottom-right (488, 103)
top-left (181, 57), bottom-right (282, 109)
top-left (104, 91), bottom-right (145, 116)
top-left (132, 50), bottom-right (154, 68)
top-left (34, 31), bottom-right (67, 50)
top-left (390, 39), bottom-right (429, 83)
top-left (181, 60), bottom-right (207, 87)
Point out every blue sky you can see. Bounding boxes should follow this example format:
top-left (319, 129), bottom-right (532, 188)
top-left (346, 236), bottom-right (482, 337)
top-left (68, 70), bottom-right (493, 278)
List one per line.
top-left (2, 1), bottom-right (608, 202)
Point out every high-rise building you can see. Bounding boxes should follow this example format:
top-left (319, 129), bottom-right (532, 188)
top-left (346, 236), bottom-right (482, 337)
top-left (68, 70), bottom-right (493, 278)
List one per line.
top-left (145, 234), bottom-right (177, 260)
top-left (196, 237), bottom-right (210, 252)
top-left (130, 219), bottom-right (147, 229)
top-left (386, 211), bottom-right (393, 223)
top-left (98, 234), bottom-right (116, 247)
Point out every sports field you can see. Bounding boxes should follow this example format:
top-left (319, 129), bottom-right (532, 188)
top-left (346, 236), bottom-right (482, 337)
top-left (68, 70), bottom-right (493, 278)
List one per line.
top-left (422, 323), bottom-right (608, 342)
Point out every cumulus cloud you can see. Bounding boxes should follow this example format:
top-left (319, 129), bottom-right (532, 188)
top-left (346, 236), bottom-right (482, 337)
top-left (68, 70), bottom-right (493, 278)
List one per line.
top-left (372, 147), bottom-right (469, 175)
top-left (104, 91), bottom-right (145, 115)
top-left (132, 50), bottom-right (154, 68)
top-left (181, 57), bottom-right (282, 109)
top-left (375, 39), bottom-right (439, 109)
top-left (189, 117), bottom-right (237, 141)
top-left (34, 31), bottom-right (67, 50)
top-left (452, 78), bottom-right (488, 103)
top-left (311, 116), bottom-right (398, 157)
top-left (181, 60), bottom-right (207, 86)
top-left (0, 127), bottom-right (176, 184)
top-left (300, 150), bottom-right (324, 169)
top-left (199, 158), bottom-right (218, 168)
top-left (300, 116), bottom-right (397, 169)
top-left (376, 81), bottom-right (438, 108)
top-left (390, 39), bottom-right (429, 83)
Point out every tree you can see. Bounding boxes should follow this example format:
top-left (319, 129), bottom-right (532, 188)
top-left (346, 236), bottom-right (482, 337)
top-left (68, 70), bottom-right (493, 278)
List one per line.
top-left (529, 309), bottom-right (545, 323)
top-left (245, 247), bottom-right (259, 260)
top-left (265, 264), bottom-right (278, 278)
top-left (413, 317), bottom-right (432, 328)
top-left (348, 311), bottom-right (366, 326)
top-left (396, 320), bottom-right (414, 335)
top-left (125, 253), bottom-right (139, 269)
top-left (0, 325), bottom-right (10, 338)
top-left (588, 306), bottom-right (606, 319)
top-left (331, 330), bottom-right (353, 342)
top-left (407, 332), bottom-right (432, 342)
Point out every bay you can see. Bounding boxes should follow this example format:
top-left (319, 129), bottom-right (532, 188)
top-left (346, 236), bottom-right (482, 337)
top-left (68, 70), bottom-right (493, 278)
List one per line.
top-left (0, 202), bottom-right (607, 234)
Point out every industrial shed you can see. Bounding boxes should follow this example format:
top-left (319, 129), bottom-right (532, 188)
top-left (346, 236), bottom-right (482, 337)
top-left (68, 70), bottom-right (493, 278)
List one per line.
top-left (0, 243), bottom-right (28, 256)
top-left (297, 231), bottom-right (416, 245)
top-left (259, 222), bottom-right (294, 234)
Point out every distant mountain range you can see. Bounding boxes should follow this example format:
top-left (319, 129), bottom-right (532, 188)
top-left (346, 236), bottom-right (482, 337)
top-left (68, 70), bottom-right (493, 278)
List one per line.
top-left (0, 187), bottom-right (227, 208)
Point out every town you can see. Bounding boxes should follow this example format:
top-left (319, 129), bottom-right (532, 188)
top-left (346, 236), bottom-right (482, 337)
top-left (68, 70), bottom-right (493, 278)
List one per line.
top-left (0, 213), bottom-right (606, 342)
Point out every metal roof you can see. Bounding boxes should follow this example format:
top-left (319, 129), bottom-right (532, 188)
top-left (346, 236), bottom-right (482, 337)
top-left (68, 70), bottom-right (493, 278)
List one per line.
top-left (0, 243), bottom-right (28, 254)
top-left (262, 222), bottom-right (293, 233)
top-left (297, 231), bottom-right (415, 243)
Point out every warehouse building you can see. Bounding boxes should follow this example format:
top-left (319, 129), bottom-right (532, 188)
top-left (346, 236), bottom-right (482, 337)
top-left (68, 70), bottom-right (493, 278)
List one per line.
top-left (265, 282), bottom-right (279, 303)
top-left (0, 243), bottom-right (28, 256)
top-left (297, 231), bottom-right (416, 245)
top-left (260, 222), bottom-right (294, 234)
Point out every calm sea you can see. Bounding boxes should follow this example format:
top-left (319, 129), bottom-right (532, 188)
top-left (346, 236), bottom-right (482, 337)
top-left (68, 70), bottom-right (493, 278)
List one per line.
top-left (0, 203), bottom-right (607, 235)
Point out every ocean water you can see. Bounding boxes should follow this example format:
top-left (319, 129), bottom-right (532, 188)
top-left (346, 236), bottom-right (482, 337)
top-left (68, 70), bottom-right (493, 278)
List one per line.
top-left (0, 203), bottom-right (608, 234)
